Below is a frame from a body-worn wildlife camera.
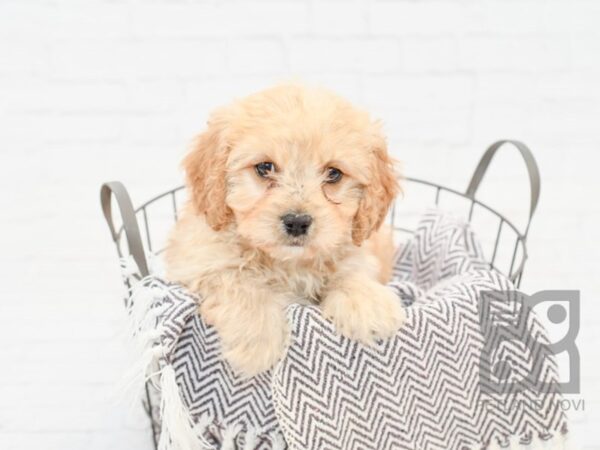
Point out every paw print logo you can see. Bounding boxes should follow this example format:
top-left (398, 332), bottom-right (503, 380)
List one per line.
top-left (478, 290), bottom-right (580, 395)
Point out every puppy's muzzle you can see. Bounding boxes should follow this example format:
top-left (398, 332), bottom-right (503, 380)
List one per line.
top-left (281, 213), bottom-right (313, 237)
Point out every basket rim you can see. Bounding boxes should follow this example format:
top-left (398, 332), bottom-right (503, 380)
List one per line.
top-left (129, 178), bottom-right (526, 239)
top-left (117, 177), bottom-right (528, 285)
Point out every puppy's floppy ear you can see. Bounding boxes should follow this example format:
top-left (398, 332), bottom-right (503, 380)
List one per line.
top-left (183, 113), bottom-right (233, 231)
top-left (352, 124), bottom-right (400, 246)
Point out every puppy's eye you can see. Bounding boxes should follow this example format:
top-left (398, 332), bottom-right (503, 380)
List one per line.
top-left (255, 162), bottom-right (275, 178)
top-left (325, 167), bottom-right (343, 184)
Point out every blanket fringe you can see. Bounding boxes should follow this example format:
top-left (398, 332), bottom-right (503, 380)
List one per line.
top-left (158, 365), bottom-right (204, 450)
top-left (521, 433), bottom-right (568, 450)
top-left (482, 431), bottom-right (569, 450)
top-left (271, 431), bottom-right (286, 450)
top-left (194, 415), bottom-right (216, 449)
top-left (242, 427), bottom-right (259, 450)
top-left (221, 423), bottom-right (243, 450)
top-left (122, 279), bottom-right (210, 450)
top-left (127, 278), bottom-right (168, 334)
top-left (117, 279), bottom-right (167, 401)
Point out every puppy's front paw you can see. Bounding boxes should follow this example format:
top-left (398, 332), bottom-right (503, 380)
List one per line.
top-left (201, 299), bottom-right (289, 377)
top-left (322, 281), bottom-right (405, 344)
top-left (222, 322), bottom-right (289, 377)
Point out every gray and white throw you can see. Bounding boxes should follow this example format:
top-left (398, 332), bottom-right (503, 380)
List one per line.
top-left (125, 209), bottom-right (568, 450)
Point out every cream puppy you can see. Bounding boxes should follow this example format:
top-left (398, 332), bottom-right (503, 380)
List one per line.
top-left (165, 84), bottom-right (404, 376)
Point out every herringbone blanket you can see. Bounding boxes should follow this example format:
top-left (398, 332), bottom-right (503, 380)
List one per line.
top-left (126, 209), bottom-right (568, 450)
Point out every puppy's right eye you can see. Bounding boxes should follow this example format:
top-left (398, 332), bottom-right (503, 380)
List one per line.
top-left (255, 162), bottom-right (275, 178)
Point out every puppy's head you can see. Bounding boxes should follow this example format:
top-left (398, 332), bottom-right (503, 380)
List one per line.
top-left (184, 84), bottom-right (399, 260)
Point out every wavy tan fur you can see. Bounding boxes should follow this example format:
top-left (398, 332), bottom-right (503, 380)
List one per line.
top-left (165, 84), bottom-right (404, 377)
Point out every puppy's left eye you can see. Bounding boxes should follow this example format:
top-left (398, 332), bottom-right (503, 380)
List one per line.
top-left (325, 167), bottom-right (343, 184)
top-left (255, 162), bottom-right (275, 178)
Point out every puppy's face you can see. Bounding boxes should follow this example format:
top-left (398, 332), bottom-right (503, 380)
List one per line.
top-left (184, 85), bottom-right (399, 261)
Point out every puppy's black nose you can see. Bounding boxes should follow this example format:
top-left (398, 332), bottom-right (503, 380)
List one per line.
top-left (281, 213), bottom-right (313, 237)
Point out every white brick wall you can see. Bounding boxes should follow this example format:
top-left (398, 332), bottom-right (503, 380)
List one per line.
top-left (1, 1), bottom-right (599, 448)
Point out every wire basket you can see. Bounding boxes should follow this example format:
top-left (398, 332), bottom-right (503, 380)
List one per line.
top-left (100, 139), bottom-right (540, 449)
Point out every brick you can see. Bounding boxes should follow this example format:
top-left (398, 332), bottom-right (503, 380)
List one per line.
top-left (47, 82), bottom-right (130, 113)
top-left (41, 113), bottom-right (123, 142)
top-left (460, 1), bottom-right (546, 35)
top-left (470, 104), bottom-right (532, 146)
top-left (364, 102), bottom-right (472, 146)
top-left (289, 73), bottom-right (363, 104)
top-left (369, 1), bottom-right (467, 35)
top-left (132, 2), bottom-right (309, 37)
top-left (289, 38), bottom-right (400, 73)
top-left (0, 2), bottom-right (54, 38)
top-left (131, 4), bottom-right (225, 38)
top-left (125, 80), bottom-right (185, 113)
top-left (565, 0), bottom-right (600, 33)
top-left (229, 39), bottom-right (286, 74)
top-left (311, 1), bottom-right (367, 35)
top-left (473, 74), bottom-right (539, 106)
top-left (401, 37), bottom-right (458, 72)
top-left (183, 77), bottom-right (283, 114)
top-left (0, 2), bottom-right (131, 39)
top-left (49, 40), bottom-right (133, 80)
top-left (363, 74), bottom-right (474, 109)
top-left (532, 101), bottom-right (600, 144)
top-left (129, 40), bottom-right (227, 79)
top-left (0, 112), bottom-right (46, 146)
top-left (122, 113), bottom-right (184, 145)
top-left (369, 1), bottom-right (600, 36)
top-left (485, 73), bottom-right (600, 109)
top-left (49, 39), bottom-right (227, 80)
top-left (51, 3), bottom-right (131, 39)
top-left (371, 1), bottom-right (600, 36)
top-left (0, 78), bottom-right (50, 113)
top-left (458, 36), bottom-right (571, 72)
top-left (0, 40), bottom-right (49, 76)
top-left (221, 2), bottom-right (309, 35)
top-left (571, 35), bottom-right (600, 70)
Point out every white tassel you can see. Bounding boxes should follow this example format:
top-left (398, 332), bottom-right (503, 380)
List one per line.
top-left (221, 423), bottom-right (242, 450)
top-left (564, 431), bottom-right (577, 450)
top-left (158, 365), bottom-right (201, 450)
top-left (242, 427), bottom-right (258, 450)
top-left (509, 435), bottom-right (521, 449)
top-left (487, 438), bottom-right (503, 450)
top-left (503, 432), bottom-right (570, 450)
top-left (547, 433), bottom-right (569, 450)
top-left (193, 414), bottom-right (216, 449)
top-left (116, 344), bottom-right (164, 403)
top-left (528, 435), bottom-right (548, 450)
top-left (114, 281), bottom-right (168, 408)
top-left (128, 282), bottom-right (167, 333)
top-left (137, 326), bottom-right (167, 343)
top-left (271, 431), bottom-right (286, 450)
top-left (118, 277), bottom-right (209, 450)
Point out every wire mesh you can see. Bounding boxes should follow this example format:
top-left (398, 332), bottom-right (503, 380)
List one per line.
top-left (101, 141), bottom-right (539, 449)
top-left (109, 180), bottom-right (532, 447)
top-left (111, 179), bottom-right (529, 288)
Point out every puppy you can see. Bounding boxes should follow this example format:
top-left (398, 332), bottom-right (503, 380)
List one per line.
top-left (165, 84), bottom-right (404, 376)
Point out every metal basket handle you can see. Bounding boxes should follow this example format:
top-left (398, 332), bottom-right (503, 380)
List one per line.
top-left (465, 140), bottom-right (540, 236)
top-left (100, 181), bottom-right (150, 277)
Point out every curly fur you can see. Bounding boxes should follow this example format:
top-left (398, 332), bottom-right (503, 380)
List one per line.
top-left (165, 84), bottom-right (404, 376)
